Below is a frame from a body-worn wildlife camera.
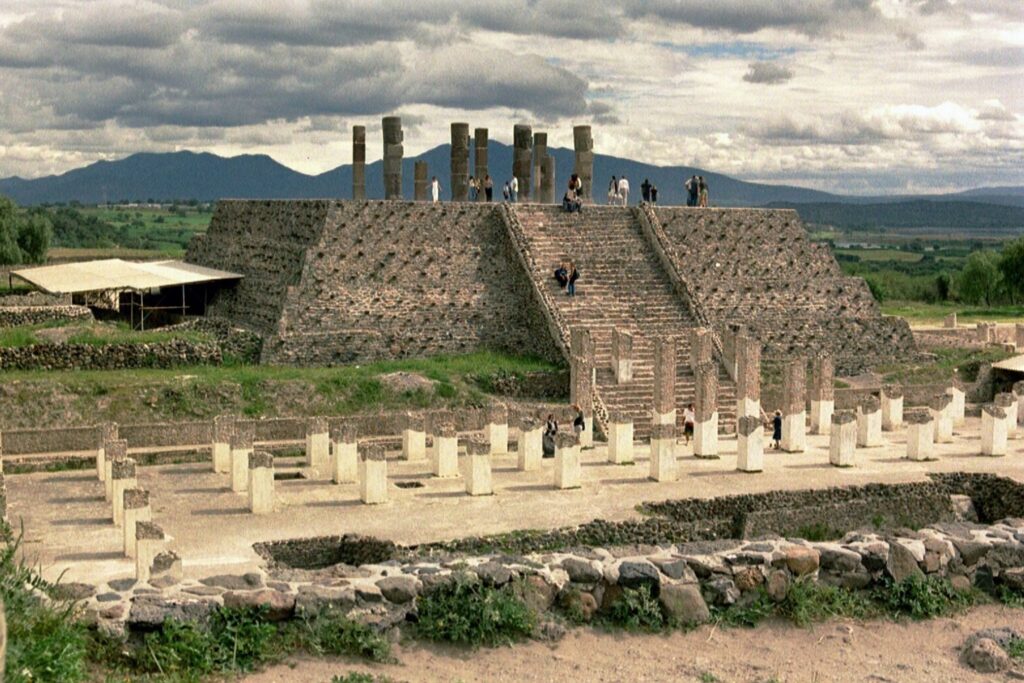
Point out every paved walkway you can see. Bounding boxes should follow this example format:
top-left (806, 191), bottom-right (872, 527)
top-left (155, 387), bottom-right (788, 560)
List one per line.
top-left (6, 416), bottom-right (1024, 585)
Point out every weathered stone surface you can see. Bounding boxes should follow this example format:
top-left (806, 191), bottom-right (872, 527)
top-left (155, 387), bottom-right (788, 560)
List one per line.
top-left (702, 576), bottom-right (740, 606)
top-left (652, 557), bottom-right (697, 582)
top-left (733, 566), bottom-right (765, 592)
top-left (963, 638), bottom-right (1011, 673)
top-left (474, 561), bottom-right (514, 587)
top-left (199, 574), bottom-right (264, 591)
top-left (128, 596), bottom-right (214, 629)
top-left (563, 557), bottom-right (603, 583)
top-left (617, 561), bottom-right (661, 596)
top-left (223, 589), bottom-right (296, 621)
top-left (376, 576), bottom-right (420, 604)
top-left (295, 584), bottom-right (356, 615)
top-left (766, 570), bottom-right (790, 602)
top-left (658, 584), bottom-right (710, 625)
top-left (514, 575), bottom-right (557, 614)
top-left (886, 542), bottom-right (925, 582)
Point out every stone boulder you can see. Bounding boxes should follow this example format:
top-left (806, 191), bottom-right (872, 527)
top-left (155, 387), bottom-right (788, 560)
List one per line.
top-left (962, 638), bottom-right (1011, 673)
top-left (658, 584), bottom-right (710, 626)
top-left (222, 590), bottom-right (295, 621)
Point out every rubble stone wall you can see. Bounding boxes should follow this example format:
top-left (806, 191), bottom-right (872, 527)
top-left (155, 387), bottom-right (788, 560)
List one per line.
top-left (0, 305), bottom-right (92, 328)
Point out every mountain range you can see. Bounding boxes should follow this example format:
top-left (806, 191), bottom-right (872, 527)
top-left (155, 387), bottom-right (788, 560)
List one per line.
top-left (2, 144), bottom-right (1023, 223)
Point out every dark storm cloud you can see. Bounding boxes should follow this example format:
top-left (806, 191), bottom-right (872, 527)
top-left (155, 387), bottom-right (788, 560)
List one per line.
top-left (624, 0), bottom-right (881, 36)
top-left (742, 61), bottom-right (794, 84)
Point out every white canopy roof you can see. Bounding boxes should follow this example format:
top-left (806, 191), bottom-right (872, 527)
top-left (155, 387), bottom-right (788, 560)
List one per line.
top-left (993, 354), bottom-right (1024, 374)
top-left (11, 259), bottom-right (242, 294)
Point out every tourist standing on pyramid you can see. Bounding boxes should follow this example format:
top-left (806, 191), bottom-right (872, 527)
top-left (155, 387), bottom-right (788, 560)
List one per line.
top-left (685, 175), bottom-right (699, 206)
top-left (608, 176), bottom-right (618, 204)
top-left (468, 175), bottom-right (478, 201)
top-left (641, 178), bottom-right (652, 203)
top-left (484, 175), bottom-right (493, 201)
top-left (699, 177), bottom-right (709, 207)
top-left (618, 176), bottom-right (630, 205)
top-left (510, 175), bottom-right (519, 202)
top-left (431, 176), bottom-right (441, 203)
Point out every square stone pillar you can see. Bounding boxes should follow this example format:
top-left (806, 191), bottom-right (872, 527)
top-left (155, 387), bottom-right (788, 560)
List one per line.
top-left (905, 411), bottom-right (936, 461)
top-left (135, 521), bottom-right (165, 584)
top-left (689, 327), bottom-right (713, 371)
top-left (652, 337), bottom-right (677, 426)
top-left (607, 412), bottom-right (634, 465)
top-left (736, 415), bottom-right (764, 473)
top-left (212, 415), bottom-right (234, 474)
top-left (359, 444), bottom-right (388, 504)
top-left (401, 412), bottom-right (427, 460)
top-left (945, 380), bottom-right (966, 426)
top-left (248, 451), bottom-right (275, 514)
top-left (110, 458), bottom-right (137, 527)
top-left (554, 432), bottom-right (581, 490)
top-left (104, 439), bottom-right (127, 502)
top-left (305, 417), bottom-right (330, 474)
top-left (781, 357), bottom-right (806, 453)
top-left (330, 423), bottom-right (358, 484)
top-left (982, 404), bottom-right (1008, 456)
top-left (809, 354), bottom-right (835, 435)
top-left (930, 394), bottom-right (954, 443)
top-left (432, 422), bottom-right (459, 478)
top-left (944, 313), bottom-right (957, 328)
top-left (1014, 381), bottom-right (1024, 425)
top-left (230, 428), bottom-right (254, 493)
top-left (517, 416), bottom-right (543, 471)
top-left (881, 384), bottom-right (904, 431)
top-left (612, 328), bottom-right (633, 383)
top-left (462, 437), bottom-right (493, 496)
top-left (856, 395), bottom-right (883, 447)
top-left (693, 362), bottom-right (719, 458)
top-left (96, 422), bottom-right (118, 482)
top-left (829, 410), bottom-right (857, 467)
top-left (648, 423), bottom-right (677, 482)
top-left (735, 336), bottom-right (761, 420)
top-left (995, 392), bottom-right (1017, 440)
top-left (485, 404), bottom-right (509, 455)
top-left (122, 488), bottom-right (151, 559)
top-left (570, 355), bottom-right (595, 448)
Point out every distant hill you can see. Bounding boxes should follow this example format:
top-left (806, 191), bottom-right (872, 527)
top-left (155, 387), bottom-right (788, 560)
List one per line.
top-left (2, 146), bottom-right (1023, 219)
top-left (767, 200), bottom-right (1024, 230)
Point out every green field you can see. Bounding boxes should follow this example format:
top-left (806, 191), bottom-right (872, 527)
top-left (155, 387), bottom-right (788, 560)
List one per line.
top-left (881, 301), bottom-right (1024, 326)
top-left (835, 248), bottom-right (925, 263)
top-left (0, 320), bottom-right (214, 349)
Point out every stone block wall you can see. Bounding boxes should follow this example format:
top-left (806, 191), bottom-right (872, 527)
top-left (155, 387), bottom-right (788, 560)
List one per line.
top-left (0, 340), bottom-right (222, 372)
top-left (0, 305), bottom-right (93, 328)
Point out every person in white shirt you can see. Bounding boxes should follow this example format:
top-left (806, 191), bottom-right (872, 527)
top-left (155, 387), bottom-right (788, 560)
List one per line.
top-left (682, 403), bottom-right (695, 445)
top-left (430, 177), bottom-right (441, 203)
top-left (510, 176), bottom-right (519, 202)
top-left (617, 176), bottom-right (630, 206)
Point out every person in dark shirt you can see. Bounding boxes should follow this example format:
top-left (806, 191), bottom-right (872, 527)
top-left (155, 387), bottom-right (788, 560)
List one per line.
top-left (641, 178), bottom-right (652, 203)
top-left (650, 185), bottom-right (658, 204)
top-left (567, 261), bottom-right (580, 296)
top-left (572, 404), bottom-right (585, 435)
top-left (772, 410), bottom-right (783, 450)
top-left (543, 413), bottom-right (558, 457)
top-left (554, 262), bottom-right (569, 290)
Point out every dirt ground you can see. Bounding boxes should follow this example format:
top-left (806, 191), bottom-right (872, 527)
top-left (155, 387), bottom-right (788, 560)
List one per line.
top-left (246, 604), bottom-right (1024, 683)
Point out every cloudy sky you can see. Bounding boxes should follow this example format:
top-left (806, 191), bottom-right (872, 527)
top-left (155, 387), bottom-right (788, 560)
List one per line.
top-left (0, 0), bottom-right (1020, 194)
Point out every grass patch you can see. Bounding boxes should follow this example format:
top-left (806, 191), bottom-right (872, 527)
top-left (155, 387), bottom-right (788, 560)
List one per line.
top-left (602, 585), bottom-right (666, 631)
top-left (875, 346), bottom-right (1014, 385)
top-left (0, 320), bottom-right (214, 349)
top-left (287, 608), bottom-right (394, 663)
top-left (794, 523), bottom-right (844, 542)
top-left (779, 579), bottom-right (875, 627)
top-left (871, 574), bottom-right (977, 620)
top-left (881, 301), bottom-right (1024, 326)
top-left (415, 576), bottom-right (536, 647)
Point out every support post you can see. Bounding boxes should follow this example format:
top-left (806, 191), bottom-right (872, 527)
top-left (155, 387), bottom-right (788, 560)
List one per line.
top-left (693, 362), bottom-right (719, 458)
top-left (573, 125), bottom-right (594, 202)
top-left (905, 411), bottom-right (936, 461)
top-left (996, 392), bottom-right (1017, 441)
top-left (413, 160), bottom-right (428, 201)
top-left (612, 328), bottom-right (633, 384)
top-left (432, 422), bottom-right (459, 478)
top-left (809, 354), bottom-right (835, 435)
top-left (517, 416), bottom-right (543, 471)
top-left (305, 416), bottom-right (330, 474)
top-left (96, 422), bottom-right (118, 482)
top-left (474, 128), bottom-right (489, 198)
top-left (945, 379), bottom-right (966, 426)
top-left (553, 432), bottom-right (581, 490)
top-left (230, 428), bottom-right (254, 493)
top-left (485, 404), bottom-right (509, 455)
top-left (648, 423), bottom-right (677, 482)
top-left (982, 404), bottom-right (1008, 456)
top-left (512, 124), bottom-right (532, 201)
top-left (352, 125), bottom-right (366, 200)
top-left (856, 395), bottom-right (883, 447)
top-left (104, 439), bottom-right (127, 502)
top-left (462, 436), bottom-right (493, 496)
top-left (123, 488), bottom-right (151, 559)
top-left (450, 122), bottom-right (470, 201)
top-left (135, 522), bottom-right (166, 584)
top-left (930, 394), bottom-right (954, 443)
top-left (248, 451), bottom-right (275, 514)
top-left (401, 412), bottom-right (427, 461)
top-left (212, 415), bottom-right (234, 473)
top-left (652, 337), bottom-right (677, 426)
top-left (607, 412), bottom-right (634, 465)
top-left (330, 423), bottom-right (358, 484)
top-left (881, 384), bottom-right (904, 431)
top-left (781, 357), bottom-right (806, 453)
top-left (829, 411), bottom-right (857, 467)
top-left (110, 458), bottom-right (137, 528)
top-left (359, 444), bottom-right (388, 504)
top-left (735, 336), bottom-right (761, 420)
top-left (736, 415), bottom-right (764, 473)
top-left (382, 116), bottom-right (403, 200)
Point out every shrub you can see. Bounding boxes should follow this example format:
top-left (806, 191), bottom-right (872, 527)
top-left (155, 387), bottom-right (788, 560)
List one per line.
top-left (780, 578), bottom-right (875, 627)
top-left (872, 575), bottom-right (975, 620)
top-left (415, 576), bottom-right (535, 647)
top-left (711, 589), bottom-right (775, 628)
top-left (603, 585), bottom-right (665, 631)
top-left (290, 608), bottom-right (393, 663)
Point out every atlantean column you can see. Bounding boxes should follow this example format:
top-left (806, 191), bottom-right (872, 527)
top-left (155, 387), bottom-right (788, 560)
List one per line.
top-left (573, 125), bottom-right (594, 202)
top-left (905, 411), bottom-right (935, 461)
top-left (736, 415), bottom-right (764, 473)
top-left (474, 128), bottom-right (488, 196)
top-left (881, 384), bottom-right (904, 431)
top-left (652, 337), bottom-right (677, 426)
top-left (693, 362), bottom-right (719, 458)
top-left (612, 328), bottom-right (633, 383)
top-left (810, 354), bottom-right (835, 435)
top-left (541, 155), bottom-right (556, 204)
top-left (781, 357), bottom-right (806, 453)
top-left (607, 411), bottom-right (634, 465)
top-left (982, 404), bottom-right (1008, 456)
top-left (735, 336), bottom-right (761, 420)
top-left (352, 125), bottom-right (366, 200)
top-left (829, 410), bottom-right (857, 467)
top-left (450, 122), bottom-right (470, 201)
top-left (382, 116), bottom-right (403, 200)
top-left (413, 160), bottom-right (428, 201)
top-left (532, 131), bottom-right (547, 199)
top-left (513, 124), bottom-right (533, 201)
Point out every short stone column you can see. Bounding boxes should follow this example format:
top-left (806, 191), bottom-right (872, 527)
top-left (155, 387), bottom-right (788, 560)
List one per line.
top-left (352, 125), bottom-right (366, 200)
top-left (809, 354), bottom-right (835, 435)
top-left (612, 328), bottom-right (633, 383)
top-left (905, 411), bottom-right (936, 461)
top-left (735, 336), bottom-right (761, 420)
top-left (982, 404), bottom-right (1008, 457)
top-left (401, 413), bottom-right (427, 460)
top-left (943, 313), bottom-right (957, 328)
top-left (1014, 381), bottom-right (1024, 425)
top-left (230, 428), bottom-right (254, 493)
top-left (930, 394), bottom-right (954, 443)
top-left (382, 116), bottom-right (403, 200)
top-left (652, 337), bottom-right (677, 426)
top-left (110, 458), bottom-right (137, 527)
top-left (781, 357), bottom-right (806, 453)
top-left (248, 451), bottom-right (275, 514)
top-left (829, 410), bottom-right (857, 467)
top-left (413, 160), bottom-right (428, 201)
top-left (516, 416), bottom-right (543, 471)
top-left (607, 412), bottom-right (634, 465)
top-left (135, 521), bottom-right (166, 584)
top-left (212, 415), bottom-right (234, 473)
top-left (881, 384), bottom-right (904, 431)
top-left (736, 415), bottom-right (764, 473)
top-left (554, 432), bottom-right (581, 490)
top-left (95, 422), bottom-right (118, 482)
top-left (123, 488), bottom-right (151, 559)
top-left (432, 422), bottom-right (459, 478)
top-left (359, 444), bottom-right (388, 504)
top-left (693, 362), bottom-right (719, 458)
top-left (305, 417), bottom-right (330, 474)
top-left (485, 404), bottom-right (509, 454)
top-left (104, 439), bottom-right (127, 502)
top-left (330, 423), bottom-right (358, 484)
top-left (689, 327), bottom-right (713, 371)
top-left (462, 437), bottom-right (493, 496)
top-left (945, 380), bottom-right (966, 426)
top-left (996, 392), bottom-right (1017, 440)
top-left (856, 395), bottom-right (883, 448)
top-left (573, 125), bottom-right (594, 201)
top-left (648, 423), bottom-right (677, 482)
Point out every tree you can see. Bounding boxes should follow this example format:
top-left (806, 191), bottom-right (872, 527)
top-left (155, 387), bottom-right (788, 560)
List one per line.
top-left (999, 237), bottom-right (1024, 304)
top-left (18, 211), bottom-right (52, 264)
top-left (957, 250), bottom-right (1002, 306)
top-left (935, 272), bottom-right (951, 301)
top-left (0, 196), bottom-right (23, 264)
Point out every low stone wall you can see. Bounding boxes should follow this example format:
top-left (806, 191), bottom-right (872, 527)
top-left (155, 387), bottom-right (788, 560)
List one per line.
top-left (0, 305), bottom-right (93, 328)
top-left (914, 326), bottom-right (1017, 349)
top-left (0, 291), bottom-right (71, 307)
top-left (0, 339), bottom-right (222, 371)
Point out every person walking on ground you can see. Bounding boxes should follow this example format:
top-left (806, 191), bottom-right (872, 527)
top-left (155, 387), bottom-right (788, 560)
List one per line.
top-left (510, 175), bottom-right (519, 202)
top-left (572, 404), bottom-right (586, 436)
top-left (651, 184), bottom-right (658, 204)
top-left (772, 410), bottom-right (783, 450)
top-left (683, 403), bottom-right (695, 445)
top-left (607, 176), bottom-right (619, 204)
top-left (699, 176), bottom-right (709, 207)
top-left (567, 261), bottom-right (580, 296)
top-left (484, 175), bottom-right (494, 201)
top-left (641, 178), bottom-right (652, 203)
top-left (430, 176), bottom-right (441, 203)
top-left (468, 176), bottom-right (477, 201)
top-left (617, 175), bottom-right (630, 205)
top-left (685, 175), bottom-right (699, 207)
